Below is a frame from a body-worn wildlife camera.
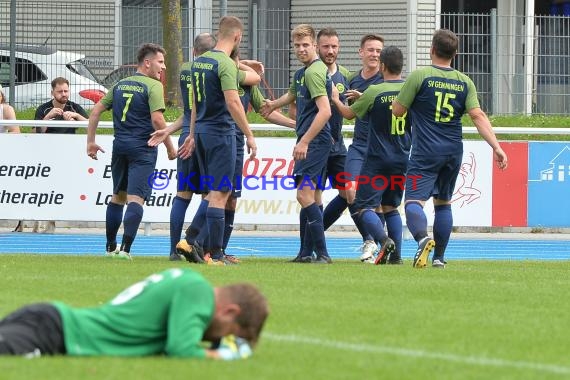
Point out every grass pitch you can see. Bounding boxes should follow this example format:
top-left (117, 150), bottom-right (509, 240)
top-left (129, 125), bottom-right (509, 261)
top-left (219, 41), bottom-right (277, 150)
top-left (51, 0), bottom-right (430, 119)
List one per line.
top-left (1, 255), bottom-right (569, 380)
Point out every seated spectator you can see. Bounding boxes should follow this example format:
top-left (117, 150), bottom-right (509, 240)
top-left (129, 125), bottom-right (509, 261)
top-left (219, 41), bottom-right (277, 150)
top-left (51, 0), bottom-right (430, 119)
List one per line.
top-left (32, 77), bottom-right (89, 233)
top-left (34, 77), bottom-right (88, 134)
top-left (0, 84), bottom-right (19, 133)
top-left (1, 84), bottom-right (25, 232)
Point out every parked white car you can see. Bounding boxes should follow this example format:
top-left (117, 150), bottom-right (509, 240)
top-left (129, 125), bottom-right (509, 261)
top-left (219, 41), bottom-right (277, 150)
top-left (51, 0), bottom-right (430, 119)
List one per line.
top-left (0, 45), bottom-right (107, 110)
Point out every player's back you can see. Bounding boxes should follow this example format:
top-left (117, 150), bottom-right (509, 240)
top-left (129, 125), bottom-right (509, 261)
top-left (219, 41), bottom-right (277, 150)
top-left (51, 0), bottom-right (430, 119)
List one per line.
top-left (191, 50), bottom-right (238, 135)
top-left (366, 80), bottom-right (411, 167)
top-left (54, 268), bottom-right (214, 356)
top-left (403, 65), bottom-right (477, 155)
top-left (107, 73), bottom-right (164, 148)
top-left (179, 61), bottom-right (193, 134)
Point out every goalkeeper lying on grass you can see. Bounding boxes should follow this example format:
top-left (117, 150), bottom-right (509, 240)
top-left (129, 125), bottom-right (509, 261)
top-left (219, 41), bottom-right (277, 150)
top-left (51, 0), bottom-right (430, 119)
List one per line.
top-left (0, 268), bottom-right (268, 360)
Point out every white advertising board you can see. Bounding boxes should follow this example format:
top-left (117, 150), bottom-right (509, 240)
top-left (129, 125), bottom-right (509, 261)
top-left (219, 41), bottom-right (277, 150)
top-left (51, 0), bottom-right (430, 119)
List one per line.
top-left (0, 134), bottom-right (493, 226)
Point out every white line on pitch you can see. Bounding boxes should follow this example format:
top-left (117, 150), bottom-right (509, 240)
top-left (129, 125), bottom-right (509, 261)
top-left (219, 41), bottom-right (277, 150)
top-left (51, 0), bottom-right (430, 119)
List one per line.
top-left (264, 333), bottom-right (570, 376)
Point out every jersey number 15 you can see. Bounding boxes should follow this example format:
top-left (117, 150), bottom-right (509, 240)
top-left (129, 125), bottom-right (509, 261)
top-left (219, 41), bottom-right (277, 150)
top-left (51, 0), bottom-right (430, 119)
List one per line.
top-left (434, 91), bottom-right (456, 123)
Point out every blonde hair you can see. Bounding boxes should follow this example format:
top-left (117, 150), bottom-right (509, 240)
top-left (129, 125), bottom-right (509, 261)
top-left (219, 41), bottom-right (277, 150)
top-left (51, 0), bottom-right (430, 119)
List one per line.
top-left (292, 24), bottom-right (316, 43)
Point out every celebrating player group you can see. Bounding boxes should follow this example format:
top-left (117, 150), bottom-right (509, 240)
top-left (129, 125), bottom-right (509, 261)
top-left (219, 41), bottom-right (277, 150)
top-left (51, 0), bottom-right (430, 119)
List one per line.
top-left (88, 16), bottom-right (508, 269)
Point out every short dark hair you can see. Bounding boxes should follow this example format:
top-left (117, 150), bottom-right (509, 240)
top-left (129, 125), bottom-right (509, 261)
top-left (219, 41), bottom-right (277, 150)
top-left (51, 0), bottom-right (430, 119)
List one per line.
top-left (317, 27), bottom-right (338, 41)
top-left (218, 16), bottom-right (244, 39)
top-left (194, 33), bottom-right (216, 56)
top-left (51, 77), bottom-right (69, 89)
top-left (380, 46), bottom-right (403, 75)
top-left (136, 43), bottom-right (166, 65)
top-left (360, 34), bottom-right (384, 48)
top-left (222, 283), bottom-right (269, 347)
top-left (432, 29), bottom-right (458, 60)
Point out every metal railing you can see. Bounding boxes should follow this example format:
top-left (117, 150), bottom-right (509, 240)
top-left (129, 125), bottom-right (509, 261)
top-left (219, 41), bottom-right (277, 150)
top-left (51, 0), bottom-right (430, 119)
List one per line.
top-left (3, 119), bottom-right (570, 135)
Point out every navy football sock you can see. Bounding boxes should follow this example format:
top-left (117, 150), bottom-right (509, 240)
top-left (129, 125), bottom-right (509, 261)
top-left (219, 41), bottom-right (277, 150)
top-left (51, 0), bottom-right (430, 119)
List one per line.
top-left (349, 203), bottom-right (372, 241)
top-left (195, 222), bottom-right (209, 249)
top-left (323, 195), bottom-right (348, 230)
top-left (206, 207), bottom-right (225, 259)
top-left (169, 196), bottom-right (190, 255)
top-left (120, 202), bottom-right (144, 253)
top-left (105, 202), bottom-right (124, 252)
top-left (359, 209), bottom-right (387, 242)
top-left (433, 204), bottom-right (453, 260)
top-left (185, 199), bottom-right (209, 244)
top-left (298, 207), bottom-right (307, 255)
top-left (375, 211), bottom-right (386, 228)
top-left (304, 203), bottom-right (328, 257)
top-left (223, 209), bottom-right (236, 250)
top-left (300, 218), bottom-right (314, 257)
top-left (405, 202), bottom-right (428, 242)
top-left (384, 210), bottom-right (403, 258)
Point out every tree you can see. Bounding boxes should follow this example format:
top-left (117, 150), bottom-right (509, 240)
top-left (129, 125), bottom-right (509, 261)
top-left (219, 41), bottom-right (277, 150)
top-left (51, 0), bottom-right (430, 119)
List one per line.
top-left (162, 0), bottom-right (183, 107)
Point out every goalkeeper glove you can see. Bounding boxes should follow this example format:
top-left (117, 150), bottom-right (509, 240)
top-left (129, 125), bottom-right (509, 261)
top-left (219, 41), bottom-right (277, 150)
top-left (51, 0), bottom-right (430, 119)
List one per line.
top-left (216, 335), bottom-right (253, 360)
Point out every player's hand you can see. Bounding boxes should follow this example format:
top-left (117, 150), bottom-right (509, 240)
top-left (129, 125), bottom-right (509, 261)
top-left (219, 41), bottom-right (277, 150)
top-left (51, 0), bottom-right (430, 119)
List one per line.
top-left (246, 135), bottom-right (257, 160)
top-left (494, 147), bottom-right (508, 170)
top-left (260, 100), bottom-right (275, 118)
top-left (240, 59), bottom-right (265, 75)
top-left (87, 142), bottom-right (105, 160)
top-left (216, 335), bottom-right (253, 361)
top-left (148, 129), bottom-right (169, 147)
top-left (178, 135), bottom-right (195, 160)
top-left (293, 140), bottom-right (309, 161)
top-left (345, 89), bottom-right (362, 101)
top-left (331, 84), bottom-right (340, 102)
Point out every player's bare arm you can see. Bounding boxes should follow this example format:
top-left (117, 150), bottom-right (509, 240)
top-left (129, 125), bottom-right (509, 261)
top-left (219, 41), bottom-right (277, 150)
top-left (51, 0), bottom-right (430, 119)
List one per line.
top-left (238, 66), bottom-right (262, 86)
top-left (468, 107), bottom-right (508, 170)
top-left (260, 92), bottom-right (295, 118)
top-left (86, 101), bottom-right (107, 160)
top-left (265, 110), bottom-right (296, 129)
top-left (148, 115), bottom-right (183, 147)
top-left (150, 111), bottom-right (177, 160)
top-left (225, 89), bottom-right (257, 159)
top-left (178, 107), bottom-right (196, 159)
top-left (391, 99), bottom-right (407, 117)
top-left (331, 85), bottom-right (356, 120)
top-left (240, 59), bottom-right (265, 76)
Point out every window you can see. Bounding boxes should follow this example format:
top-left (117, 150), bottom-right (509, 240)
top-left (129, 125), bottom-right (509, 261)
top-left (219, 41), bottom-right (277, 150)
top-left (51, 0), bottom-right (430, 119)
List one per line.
top-left (15, 58), bottom-right (47, 85)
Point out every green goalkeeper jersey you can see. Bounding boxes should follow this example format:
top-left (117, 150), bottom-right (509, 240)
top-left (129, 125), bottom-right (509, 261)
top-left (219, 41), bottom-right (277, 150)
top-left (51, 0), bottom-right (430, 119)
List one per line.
top-left (53, 268), bottom-right (215, 358)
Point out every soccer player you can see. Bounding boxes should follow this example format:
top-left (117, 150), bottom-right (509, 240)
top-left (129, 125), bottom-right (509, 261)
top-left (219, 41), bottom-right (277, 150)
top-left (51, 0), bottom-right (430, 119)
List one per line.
top-left (149, 33), bottom-right (218, 262)
top-left (220, 50), bottom-right (296, 263)
top-left (295, 27), bottom-right (349, 261)
top-left (332, 46), bottom-right (410, 265)
top-left (87, 43), bottom-right (177, 260)
top-left (261, 24), bottom-right (333, 264)
top-left (392, 29), bottom-right (508, 269)
top-left (148, 33), bottom-right (264, 262)
top-left (0, 268), bottom-right (269, 359)
top-left (325, 34), bottom-right (385, 263)
top-left (176, 16), bottom-right (257, 265)
top-left (166, 33), bottom-right (216, 261)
